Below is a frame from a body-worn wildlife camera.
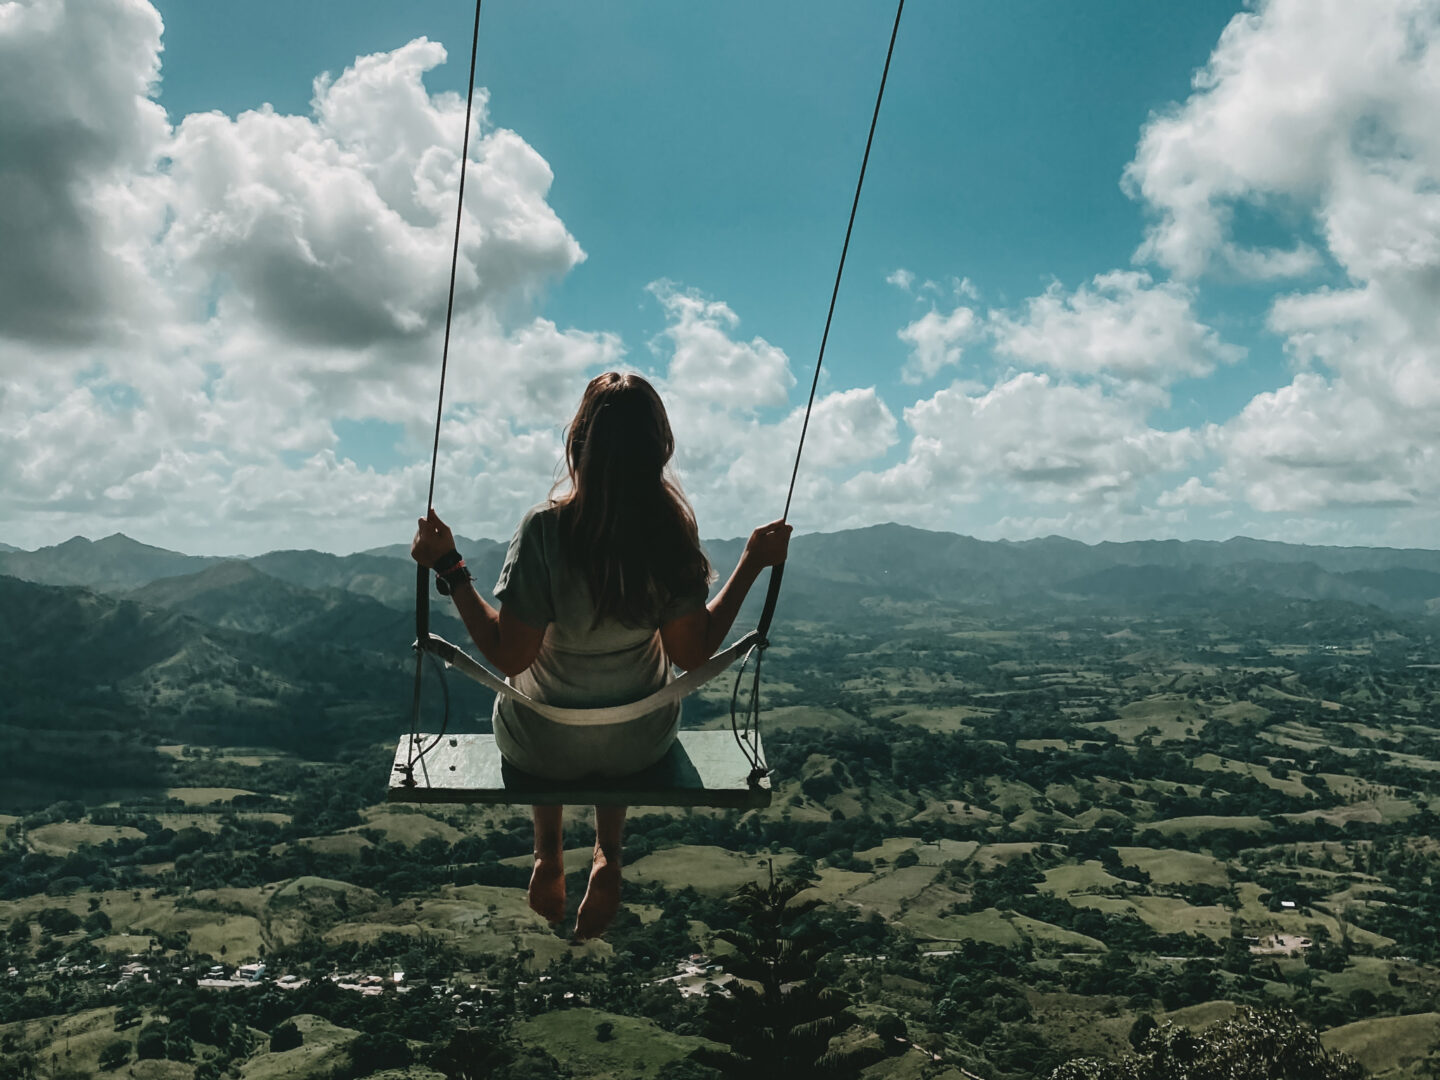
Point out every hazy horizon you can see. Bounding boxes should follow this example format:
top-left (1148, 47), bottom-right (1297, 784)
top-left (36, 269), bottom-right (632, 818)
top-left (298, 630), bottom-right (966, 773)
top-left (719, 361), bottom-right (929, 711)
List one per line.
top-left (7, 521), bottom-right (1440, 562)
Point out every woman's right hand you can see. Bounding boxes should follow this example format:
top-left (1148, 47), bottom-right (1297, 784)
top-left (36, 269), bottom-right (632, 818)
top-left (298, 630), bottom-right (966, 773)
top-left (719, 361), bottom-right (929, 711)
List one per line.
top-left (411, 509), bottom-right (457, 568)
top-left (742, 519), bottom-right (792, 569)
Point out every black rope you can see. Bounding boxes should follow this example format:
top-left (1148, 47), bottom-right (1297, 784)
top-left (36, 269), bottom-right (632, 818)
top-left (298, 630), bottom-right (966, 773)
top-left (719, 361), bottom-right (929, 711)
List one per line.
top-left (739, 0), bottom-right (905, 782)
top-left (728, 641), bottom-right (767, 785)
top-left (404, 0), bottom-right (485, 788)
top-left (397, 649), bottom-right (454, 788)
top-left (783, 0), bottom-right (903, 521)
top-left (426, 0), bottom-right (484, 514)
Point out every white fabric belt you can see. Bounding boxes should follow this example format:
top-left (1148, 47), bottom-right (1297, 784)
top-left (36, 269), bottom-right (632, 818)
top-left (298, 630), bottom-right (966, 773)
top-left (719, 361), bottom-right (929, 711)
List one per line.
top-left (417, 630), bottom-right (762, 727)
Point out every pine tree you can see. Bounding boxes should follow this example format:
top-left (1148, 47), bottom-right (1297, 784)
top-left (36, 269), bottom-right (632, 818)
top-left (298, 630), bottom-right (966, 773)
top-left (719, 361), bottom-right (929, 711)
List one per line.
top-left (695, 867), bottom-right (876, 1080)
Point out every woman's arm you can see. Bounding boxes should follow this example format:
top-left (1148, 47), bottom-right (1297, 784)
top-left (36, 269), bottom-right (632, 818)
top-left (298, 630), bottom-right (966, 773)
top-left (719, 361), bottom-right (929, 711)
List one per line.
top-left (661, 519), bottom-right (791, 671)
top-left (448, 583), bottom-right (545, 678)
top-left (412, 510), bottom-right (545, 678)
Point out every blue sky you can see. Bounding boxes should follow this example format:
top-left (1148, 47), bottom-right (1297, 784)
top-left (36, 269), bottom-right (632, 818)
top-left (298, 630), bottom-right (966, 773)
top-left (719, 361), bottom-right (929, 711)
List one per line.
top-left (3, 0), bottom-right (1439, 553)
top-left (152, 0), bottom-right (1248, 415)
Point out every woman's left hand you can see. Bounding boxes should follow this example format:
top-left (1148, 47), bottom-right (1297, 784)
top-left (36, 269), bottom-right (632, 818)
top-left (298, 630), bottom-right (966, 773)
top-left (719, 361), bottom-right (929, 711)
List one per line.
top-left (411, 509), bottom-right (457, 568)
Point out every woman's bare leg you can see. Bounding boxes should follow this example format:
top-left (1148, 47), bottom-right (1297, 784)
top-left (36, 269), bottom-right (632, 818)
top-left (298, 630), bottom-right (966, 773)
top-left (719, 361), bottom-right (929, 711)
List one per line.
top-left (528, 804), bottom-right (566, 924)
top-left (574, 805), bottom-right (625, 940)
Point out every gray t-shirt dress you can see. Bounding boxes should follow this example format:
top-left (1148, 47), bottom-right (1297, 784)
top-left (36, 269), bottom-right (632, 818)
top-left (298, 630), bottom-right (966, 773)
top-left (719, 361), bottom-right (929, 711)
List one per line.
top-left (490, 504), bottom-right (708, 781)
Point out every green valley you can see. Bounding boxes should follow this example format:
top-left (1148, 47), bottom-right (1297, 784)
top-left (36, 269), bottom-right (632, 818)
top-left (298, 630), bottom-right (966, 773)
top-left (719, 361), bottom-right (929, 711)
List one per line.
top-left (3, 527), bottom-right (1439, 1079)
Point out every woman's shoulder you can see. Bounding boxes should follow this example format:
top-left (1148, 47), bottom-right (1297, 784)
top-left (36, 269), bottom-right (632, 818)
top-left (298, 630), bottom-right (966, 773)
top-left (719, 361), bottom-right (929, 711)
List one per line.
top-left (508, 502), bottom-right (567, 561)
top-left (514, 501), bottom-right (562, 533)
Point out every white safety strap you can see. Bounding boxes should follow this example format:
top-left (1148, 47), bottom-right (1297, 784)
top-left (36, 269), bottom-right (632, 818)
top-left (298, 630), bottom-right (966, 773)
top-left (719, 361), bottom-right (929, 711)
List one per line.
top-left (417, 630), bottom-right (762, 727)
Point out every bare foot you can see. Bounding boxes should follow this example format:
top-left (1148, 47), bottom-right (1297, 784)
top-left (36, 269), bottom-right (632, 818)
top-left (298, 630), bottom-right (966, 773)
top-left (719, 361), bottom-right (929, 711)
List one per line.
top-left (527, 855), bottom-right (566, 924)
top-left (573, 845), bottom-right (622, 941)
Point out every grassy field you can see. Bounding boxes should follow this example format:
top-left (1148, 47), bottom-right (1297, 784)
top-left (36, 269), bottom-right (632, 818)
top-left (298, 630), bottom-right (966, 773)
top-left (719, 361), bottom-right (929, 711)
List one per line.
top-left (985, 778), bottom-right (1045, 813)
top-left (93, 932), bottom-right (155, 952)
top-left (1006, 912), bottom-right (1107, 952)
top-left (153, 811), bottom-right (226, 833)
top-left (516, 1007), bottom-right (720, 1079)
top-left (348, 805), bottom-right (466, 845)
top-left (626, 845), bottom-right (795, 895)
top-left (905, 906), bottom-right (1023, 948)
top-left (1016, 738), bottom-right (1073, 752)
top-left (845, 865), bottom-right (941, 918)
top-left (970, 842), bottom-right (1045, 869)
top-left (755, 705), bottom-right (864, 730)
top-left (1191, 753), bottom-right (1314, 798)
top-left (165, 786), bottom-right (257, 805)
top-left (1145, 814), bottom-right (1273, 837)
top-left (240, 1014), bottom-right (361, 1080)
top-left (1115, 847), bottom-right (1229, 886)
top-left (1321, 1012), bottom-right (1440, 1078)
top-left (1213, 701), bottom-right (1271, 724)
top-left (183, 913), bottom-right (268, 960)
top-left (1040, 860), bottom-right (1124, 896)
top-left (0, 1006), bottom-right (204, 1080)
top-left (913, 838), bottom-right (980, 866)
top-left (855, 837), bottom-right (924, 865)
top-left (915, 798), bottom-right (997, 826)
top-left (28, 821), bottom-right (147, 853)
top-left (1066, 894), bottom-right (1235, 939)
top-left (881, 705), bottom-right (988, 733)
top-left (1160, 999), bottom-right (1241, 1030)
top-left (803, 866), bottom-right (875, 903)
top-left (281, 833), bottom-right (374, 858)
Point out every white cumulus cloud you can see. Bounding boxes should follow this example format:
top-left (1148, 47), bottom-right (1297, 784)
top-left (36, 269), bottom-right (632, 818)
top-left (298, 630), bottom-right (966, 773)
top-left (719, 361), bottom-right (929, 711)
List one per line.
top-left (1127, 0), bottom-right (1440, 518)
top-left (991, 270), bottom-right (1243, 385)
top-left (0, 0), bottom-right (170, 345)
top-left (0, 1), bottom-right (606, 552)
top-left (897, 305), bottom-right (979, 384)
top-left (845, 373), bottom-right (1200, 522)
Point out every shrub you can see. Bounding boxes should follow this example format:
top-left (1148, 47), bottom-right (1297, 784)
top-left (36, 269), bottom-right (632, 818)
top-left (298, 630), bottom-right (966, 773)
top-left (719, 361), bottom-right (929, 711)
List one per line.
top-left (270, 1020), bottom-right (303, 1053)
top-left (98, 1040), bottom-right (130, 1070)
top-left (136, 1024), bottom-right (167, 1061)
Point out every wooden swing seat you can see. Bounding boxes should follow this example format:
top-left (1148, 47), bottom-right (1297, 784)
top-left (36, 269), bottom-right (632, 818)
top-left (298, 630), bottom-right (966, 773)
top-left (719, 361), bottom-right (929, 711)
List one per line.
top-left (387, 730), bottom-right (771, 809)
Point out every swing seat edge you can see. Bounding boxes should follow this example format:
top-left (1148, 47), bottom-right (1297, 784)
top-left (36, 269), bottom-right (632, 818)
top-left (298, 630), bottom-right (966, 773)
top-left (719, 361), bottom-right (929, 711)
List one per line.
top-left (388, 730), bottom-right (772, 809)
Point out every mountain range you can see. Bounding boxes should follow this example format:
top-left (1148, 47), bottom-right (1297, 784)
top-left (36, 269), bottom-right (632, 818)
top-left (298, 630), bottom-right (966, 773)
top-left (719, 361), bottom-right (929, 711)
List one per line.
top-left (4, 526), bottom-right (1439, 621)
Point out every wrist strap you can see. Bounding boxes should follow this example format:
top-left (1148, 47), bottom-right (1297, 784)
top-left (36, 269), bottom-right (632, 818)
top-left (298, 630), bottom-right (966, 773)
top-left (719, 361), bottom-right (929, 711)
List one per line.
top-left (435, 560), bottom-right (472, 597)
top-left (432, 549), bottom-right (464, 574)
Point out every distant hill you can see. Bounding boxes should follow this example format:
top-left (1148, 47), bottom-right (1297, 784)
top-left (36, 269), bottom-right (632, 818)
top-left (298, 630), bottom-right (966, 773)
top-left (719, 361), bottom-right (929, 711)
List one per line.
top-left (0, 574), bottom-right (347, 796)
top-left (0, 573), bottom-right (495, 796)
top-left (0, 533), bottom-right (219, 590)
top-left (131, 561), bottom-right (406, 644)
top-left (249, 549), bottom-right (434, 611)
top-left (129, 559), bottom-right (472, 647)
top-left (1061, 561), bottom-right (1440, 616)
top-left (253, 542), bottom-right (509, 611)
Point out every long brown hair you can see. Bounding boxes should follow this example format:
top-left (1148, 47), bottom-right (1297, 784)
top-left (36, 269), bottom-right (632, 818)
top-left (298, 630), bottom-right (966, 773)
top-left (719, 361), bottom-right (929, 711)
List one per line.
top-left (553, 372), bottom-right (712, 626)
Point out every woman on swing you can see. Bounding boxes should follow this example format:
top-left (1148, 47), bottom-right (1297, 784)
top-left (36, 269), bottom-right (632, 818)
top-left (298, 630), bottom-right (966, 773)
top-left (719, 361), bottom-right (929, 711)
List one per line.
top-left (411, 371), bottom-right (790, 940)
